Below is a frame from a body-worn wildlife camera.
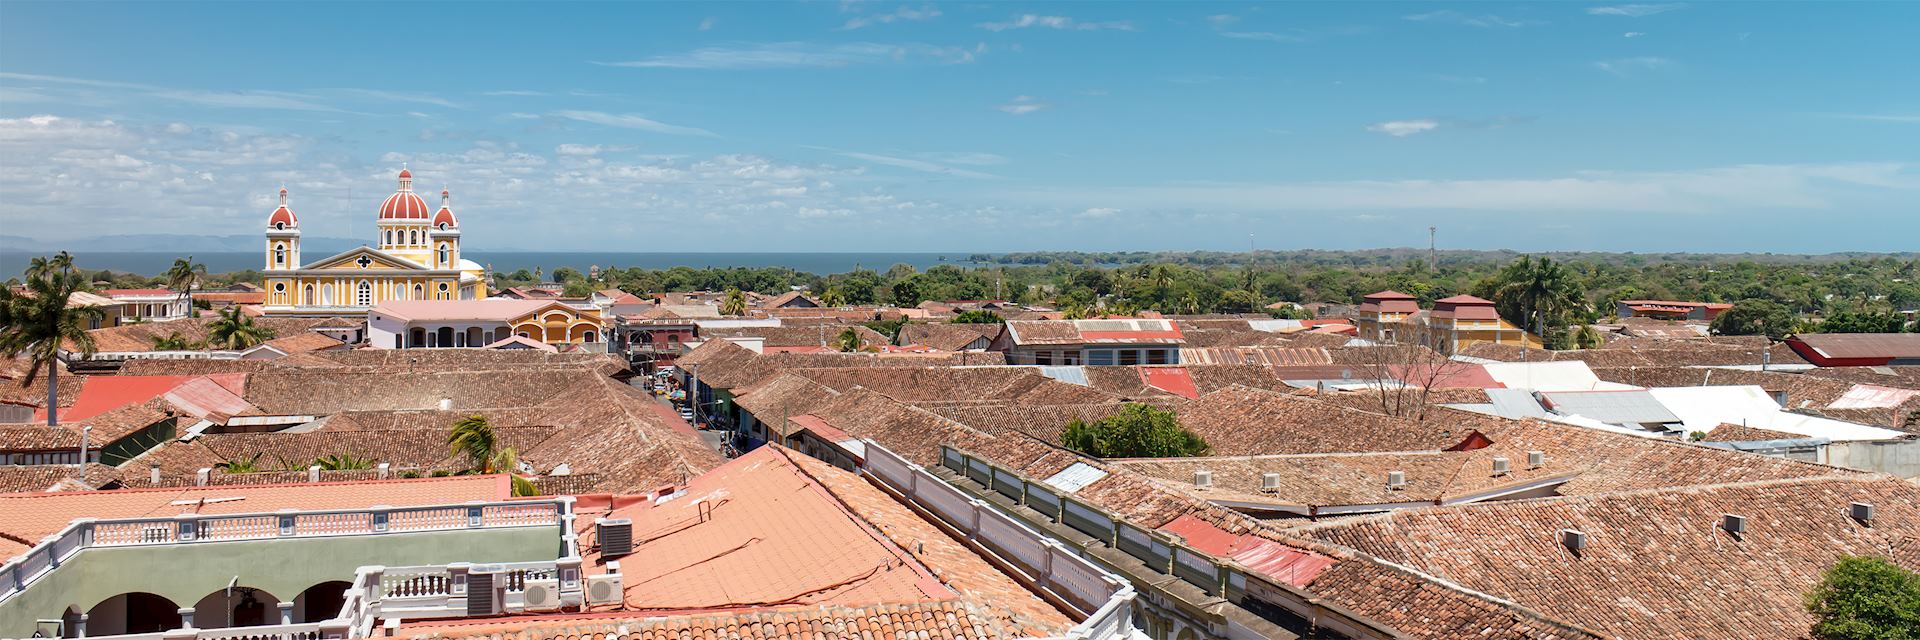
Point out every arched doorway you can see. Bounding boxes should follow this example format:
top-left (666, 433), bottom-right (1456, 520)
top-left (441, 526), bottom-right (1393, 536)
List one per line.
top-left (191, 587), bottom-right (278, 629)
top-left (409, 327), bottom-right (426, 348)
top-left (436, 327), bottom-right (454, 348)
top-left (86, 592), bottom-right (180, 635)
top-left (293, 581), bottom-right (351, 623)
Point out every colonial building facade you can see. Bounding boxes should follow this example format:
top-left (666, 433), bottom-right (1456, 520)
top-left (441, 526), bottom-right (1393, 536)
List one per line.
top-left (259, 169), bottom-right (488, 316)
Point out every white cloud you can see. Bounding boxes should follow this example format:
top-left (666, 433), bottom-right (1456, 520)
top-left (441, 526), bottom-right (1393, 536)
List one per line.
top-left (551, 111), bottom-right (717, 137)
top-left (595, 42), bottom-right (978, 69)
top-left (841, 4), bottom-right (941, 29)
top-left (556, 144), bottom-right (633, 156)
top-left (1587, 3), bottom-right (1687, 17)
top-left (997, 96), bottom-right (1050, 115)
top-left (482, 90), bottom-right (550, 97)
top-left (1006, 163), bottom-right (1920, 215)
top-left (1078, 207), bottom-right (1120, 219)
top-left (1594, 56), bottom-right (1674, 75)
top-left (329, 88), bottom-right (463, 109)
top-left (1367, 119), bottom-right (1440, 137)
top-left (1207, 14), bottom-right (1239, 27)
top-left (699, 16), bottom-right (717, 31)
top-left (1623, 31), bottom-right (1646, 38)
top-left (1403, 10), bottom-right (1540, 28)
top-left (834, 150), bottom-right (999, 178)
top-left (978, 15), bottom-right (1136, 32)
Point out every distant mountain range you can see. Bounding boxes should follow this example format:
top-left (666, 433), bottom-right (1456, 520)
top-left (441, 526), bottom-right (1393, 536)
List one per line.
top-left (0, 234), bottom-right (369, 254)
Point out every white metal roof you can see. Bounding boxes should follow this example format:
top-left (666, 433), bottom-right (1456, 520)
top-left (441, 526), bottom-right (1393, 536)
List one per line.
top-left (1043, 462), bottom-right (1109, 494)
top-left (1480, 361), bottom-right (1640, 392)
top-left (1647, 385), bottom-right (1909, 442)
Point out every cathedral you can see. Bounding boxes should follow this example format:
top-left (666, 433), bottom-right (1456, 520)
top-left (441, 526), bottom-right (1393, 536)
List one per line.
top-left (260, 168), bottom-right (489, 316)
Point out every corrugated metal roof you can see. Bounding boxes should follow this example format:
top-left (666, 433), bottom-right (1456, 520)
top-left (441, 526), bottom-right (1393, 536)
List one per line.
top-left (1538, 390), bottom-right (1682, 424)
top-left (1042, 462), bottom-right (1108, 494)
top-left (1828, 384), bottom-right (1920, 409)
top-left (1485, 388), bottom-right (1550, 419)
top-left (1031, 365), bottom-right (1089, 387)
top-left (1179, 347), bottom-right (1333, 366)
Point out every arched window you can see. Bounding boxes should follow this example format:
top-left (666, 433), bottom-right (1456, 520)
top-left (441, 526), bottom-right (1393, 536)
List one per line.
top-left (356, 281), bottom-right (372, 306)
top-left (437, 243), bottom-right (449, 266)
top-left (273, 243), bottom-right (285, 266)
top-left (583, 330), bottom-right (598, 343)
top-left (384, 229), bottom-right (392, 246)
top-left (410, 229), bottom-right (419, 245)
top-left (413, 283), bottom-right (424, 300)
top-left (275, 222), bottom-right (285, 230)
top-left (303, 284), bottom-right (313, 304)
top-left (321, 284), bottom-right (333, 306)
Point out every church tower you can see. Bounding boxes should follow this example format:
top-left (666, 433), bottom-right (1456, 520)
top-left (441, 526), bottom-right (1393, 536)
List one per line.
top-left (376, 166), bottom-right (433, 265)
top-left (429, 187), bottom-right (462, 271)
top-left (265, 187), bottom-right (300, 270)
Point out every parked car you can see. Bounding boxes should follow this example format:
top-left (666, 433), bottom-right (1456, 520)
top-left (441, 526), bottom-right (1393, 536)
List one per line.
top-left (678, 407), bottom-right (694, 422)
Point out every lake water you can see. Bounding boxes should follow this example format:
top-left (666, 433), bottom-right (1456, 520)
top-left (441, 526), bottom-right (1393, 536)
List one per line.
top-left (0, 251), bottom-right (994, 278)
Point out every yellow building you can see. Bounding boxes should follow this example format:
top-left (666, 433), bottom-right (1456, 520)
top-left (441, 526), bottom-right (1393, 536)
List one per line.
top-left (260, 168), bottom-right (488, 316)
top-left (1354, 290), bottom-right (1541, 353)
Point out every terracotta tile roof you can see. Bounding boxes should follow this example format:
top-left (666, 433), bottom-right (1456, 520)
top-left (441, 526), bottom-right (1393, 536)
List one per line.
top-left (0, 474), bottom-right (507, 561)
top-left (701, 325), bottom-right (890, 349)
top-left (688, 347), bottom-right (1004, 391)
top-left (1117, 448), bottom-right (1579, 510)
top-left (1701, 422), bottom-right (1804, 442)
top-left (1177, 385), bottom-right (1479, 455)
top-left (1590, 366), bottom-right (1858, 408)
top-left (258, 331), bottom-right (348, 354)
top-left (398, 601), bottom-right (1017, 640)
top-left (86, 316), bottom-right (337, 353)
top-left (0, 464), bottom-right (123, 493)
top-left (786, 367), bottom-right (1115, 406)
top-left (1004, 319), bottom-right (1184, 346)
top-left (732, 374), bottom-right (843, 424)
top-left (923, 402), bottom-right (1133, 443)
top-left (1457, 341), bottom-right (1806, 368)
top-left (1179, 346), bottom-right (1332, 365)
top-left (0, 424), bottom-right (87, 451)
top-left (1292, 475), bottom-right (1920, 640)
top-left (896, 323), bottom-right (1001, 351)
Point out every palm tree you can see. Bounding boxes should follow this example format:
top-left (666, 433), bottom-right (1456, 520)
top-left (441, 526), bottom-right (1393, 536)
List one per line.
top-left (0, 255), bottom-right (103, 426)
top-left (314, 453), bottom-right (375, 470)
top-left (821, 287), bottom-right (848, 307)
top-left (720, 288), bottom-right (748, 316)
top-left (215, 453), bottom-right (264, 474)
top-left (1490, 256), bottom-right (1587, 343)
top-left (448, 414), bottom-right (499, 473)
top-left (151, 331), bottom-right (197, 351)
top-left (205, 306), bottom-right (275, 350)
top-left (835, 327), bottom-right (863, 352)
top-left (163, 256), bottom-right (206, 316)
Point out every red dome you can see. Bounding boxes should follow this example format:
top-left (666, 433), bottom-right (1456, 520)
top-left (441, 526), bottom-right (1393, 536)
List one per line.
top-left (379, 191), bottom-right (431, 219)
top-left (267, 187), bottom-right (297, 228)
top-left (433, 206), bottom-right (457, 228)
top-left (397, 168), bottom-right (412, 179)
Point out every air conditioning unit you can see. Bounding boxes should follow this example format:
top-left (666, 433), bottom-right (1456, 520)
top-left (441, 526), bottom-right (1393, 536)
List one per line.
top-left (1387, 470), bottom-right (1406, 489)
top-left (1192, 470), bottom-right (1212, 488)
top-left (467, 567), bottom-right (503, 616)
top-left (598, 518), bottom-right (633, 558)
top-left (1526, 451), bottom-right (1545, 467)
top-left (1491, 457), bottom-right (1511, 475)
top-left (1722, 514), bottom-right (1747, 536)
top-left (586, 571), bottom-right (624, 606)
top-left (1260, 473), bottom-right (1281, 491)
top-left (1850, 502), bottom-right (1875, 525)
top-left (1560, 528), bottom-right (1587, 553)
top-left (521, 579), bottom-right (563, 612)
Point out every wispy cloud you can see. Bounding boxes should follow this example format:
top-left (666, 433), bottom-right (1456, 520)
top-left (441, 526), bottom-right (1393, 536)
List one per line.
top-left (1403, 10), bottom-right (1541, 28)
top-left (1823, 113), bottom-right (1920, 123)
top-left (595, 42), bottom-right (979, 69)
top-left (1205, 14), bottom-right (1239, 28)
top-left (1587, 3), bottom-right (1687, 17)
top-left (482, 90), bottom-right (550, 97)
top-left (833, 150), bottom-right (999, 178)
top-left (1594, 56), bottom-right (1674, 75)
top-left (1624, 31), bottom-right (1646, 38)
top-left (0, 72), bottom-right (348, 112)
top-left (699, 16), bottom-right (717, 31)
top-left (329, 88), bottom-right (463, 109)
top-left (978, 15), bottom-right (1136, 32)
top-left (842, 4), bottom-right (941, 30)
top-left (1078, 207), bottom-right (1120, 219)
top-left (551, 110), bottom-right (717, 137)
top-left (1219, 31), bottom-right (1312, 43)
top-left (1367, 119), bottom-right (1440, 137)
top-left (997, 96), bottom-right (1050, 115)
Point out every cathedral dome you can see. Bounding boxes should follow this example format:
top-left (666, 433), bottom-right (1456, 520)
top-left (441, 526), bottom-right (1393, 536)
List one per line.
top-left (378, 168), bottom-right (430, 220)
top-left (267, 187), bottom-right (298, 229)
top-left (431, 188), bottom-right (458, 228)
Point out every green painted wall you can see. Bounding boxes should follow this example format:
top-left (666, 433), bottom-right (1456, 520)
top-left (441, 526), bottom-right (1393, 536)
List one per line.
top-left (0, 526), bottom-right (560, 637)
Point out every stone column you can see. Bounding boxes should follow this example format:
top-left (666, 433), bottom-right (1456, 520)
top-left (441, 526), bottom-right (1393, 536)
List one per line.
top-left (177, 607), bottom-right (196, 629)
top-left (279, 601), bottom-right (294, 625)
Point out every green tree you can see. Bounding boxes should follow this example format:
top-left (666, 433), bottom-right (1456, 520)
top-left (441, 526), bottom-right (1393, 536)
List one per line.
top-left (835, 327), bottom-right (864, 352)
top-left (1712, 298), bottom-right (1797, 339)
top-left (551, 266), bottom-right (582, 283)
top-left (821, 287), bottom-right (848, 307)
top-left (448, 414), bottom-right (500, 473)
top-left (949, 310), bottom-right (1005, 324)
top-left (150, 331), bottom-right (199, 351)
top-left (1819, 310), bottom-right (1907, 333)
top-left (215, 453), bottom-right (264, 474)
top-left (1485, 256), bottom-right (1588, 344)
top-left (205, 305), bottom-right (276, 350)
top-left (562, 280), bottom-right (596, 298)
top-left (1061, 404), bottom-right (1210, 458)
top-left (314, 453), bottom-right (375, 470)
top-left (1804, 555), bottom-right (1920, 640)
top-left (0, 254), bottom-right (104, 426)
top-left (1574, 324), bottom-right (1605, 350)
top-left (163, 255), bottom-right (206, 315)
top-left (720, 288), bottom-right (748, 316)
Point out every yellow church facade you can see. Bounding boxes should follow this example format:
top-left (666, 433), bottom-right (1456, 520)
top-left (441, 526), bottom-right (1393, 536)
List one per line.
top-left (260, 169), bottom-right (489, 316)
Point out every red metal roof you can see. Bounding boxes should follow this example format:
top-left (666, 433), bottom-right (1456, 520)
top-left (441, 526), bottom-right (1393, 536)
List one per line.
top-left (1138, 367), bottom-right (1200, 398)
top-left (39, 374), bottom-right (246, 422)
top-left (1158, 514), bottom-right (1334, 587)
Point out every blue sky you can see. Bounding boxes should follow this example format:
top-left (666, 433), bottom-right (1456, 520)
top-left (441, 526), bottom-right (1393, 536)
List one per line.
top-left (1, 1), bottom-right (1915, 253)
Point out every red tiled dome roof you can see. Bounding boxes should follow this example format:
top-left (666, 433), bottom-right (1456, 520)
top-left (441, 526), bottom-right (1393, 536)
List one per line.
top-left (267, 187), bottom-right (297, 228)
top-left (379, 190), bottom-right (431, 220)
top-left (432, 189), bottom-right (458, 227)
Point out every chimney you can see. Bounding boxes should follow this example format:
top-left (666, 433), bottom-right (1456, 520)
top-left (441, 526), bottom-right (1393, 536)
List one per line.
top-left (1492, 457), bottom-right (1511, 475)
top-left (308, 465), bottom-right (322, 483)
top-left (1849, 502), bottom-right (1874, 526)
top-left (196, 468), bottom-right (211, 486)
top-left (1261, 473), bottom-right (1281, 490)
top-left (1526, 451), bottom-right (1545, 467)
top-left (1722, 514), bottom-right (1747, 536)
top-left (1560, 529), bottom-right (1587, 553)
top-left (1387, 470), bottom-right (1406, 489)
top-left (377, 463), bottom-right (391, 480)
top-left (149, 463), bottom-right (162, 485)
top-left (438, 397), bottom-right (453, 411)
top-left (1192, 470), bottom-right (1213, 488)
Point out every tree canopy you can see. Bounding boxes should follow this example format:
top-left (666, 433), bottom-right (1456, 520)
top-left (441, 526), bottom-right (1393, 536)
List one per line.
top-left (1712, 298), bottom-right (1799, 339)
top-left (1804, 555), bottom-right (1920, 640)
top-left (1061, 403), bottom-right (1210, 458)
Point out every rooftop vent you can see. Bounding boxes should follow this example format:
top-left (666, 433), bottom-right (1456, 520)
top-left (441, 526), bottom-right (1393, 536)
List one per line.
top-left (438, 397), bottom-right (453, 411)
top-left (1850, 502), bottom-right (1875, 525)
top-left (196, 468), bottom-right (211, 486)
top-left (1722, 514), bottom-right (1747, 536)
top-left (1261, 473), bottom-right (1281, 491)
top-left (1527, 451), bottom-right (1545, 467)
top-left (1193, 470), bottom-right (1213, 488)
top-left (1387, 470), bottom-right (1406, 489)
top-left (598, 518), bottom-right (634, 558)
top-left (1492, 457), bottom-right (1511, 475)
top-left (1560, 528), bottom-right (1587, 553)
top-left (149, 464), bottom-right (161, 485)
